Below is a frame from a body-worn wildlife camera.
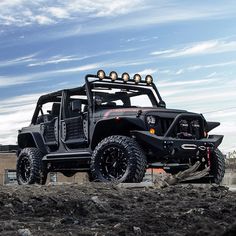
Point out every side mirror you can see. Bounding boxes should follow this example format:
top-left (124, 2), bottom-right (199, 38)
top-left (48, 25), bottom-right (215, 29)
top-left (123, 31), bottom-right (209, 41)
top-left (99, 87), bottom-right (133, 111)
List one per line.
top-left (159, 100), bottom-right (166, 108)
top-left (71, 100), bottom-right (82, 112)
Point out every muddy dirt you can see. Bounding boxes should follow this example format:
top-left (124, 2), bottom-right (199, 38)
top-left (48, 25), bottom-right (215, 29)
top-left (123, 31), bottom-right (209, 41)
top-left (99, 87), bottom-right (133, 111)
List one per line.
top-left (0, 183), bottom-right (236, 236)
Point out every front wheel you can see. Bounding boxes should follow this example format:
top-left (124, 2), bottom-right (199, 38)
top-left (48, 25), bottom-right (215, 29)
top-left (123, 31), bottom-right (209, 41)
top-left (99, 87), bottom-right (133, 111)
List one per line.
top-left (210, 148), bottom-right (225, 184)
top-left (16, 148), bottom-right (47, 185)
top-left (90, 135), bottom-right (147, 183)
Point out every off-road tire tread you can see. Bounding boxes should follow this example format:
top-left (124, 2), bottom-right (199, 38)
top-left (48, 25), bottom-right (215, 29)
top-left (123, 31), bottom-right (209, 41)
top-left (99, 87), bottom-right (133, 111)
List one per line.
top-left (90, 135), bottom-right (147, 183)
top-left (16, 147), bottom-right (47, 185)
top-left (211, 148), bottom-right (225, 184)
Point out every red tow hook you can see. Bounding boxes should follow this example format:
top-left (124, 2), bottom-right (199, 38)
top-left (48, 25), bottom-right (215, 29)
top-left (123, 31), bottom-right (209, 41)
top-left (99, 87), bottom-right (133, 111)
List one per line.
top-left (207, 147), bottom-right (211, 167)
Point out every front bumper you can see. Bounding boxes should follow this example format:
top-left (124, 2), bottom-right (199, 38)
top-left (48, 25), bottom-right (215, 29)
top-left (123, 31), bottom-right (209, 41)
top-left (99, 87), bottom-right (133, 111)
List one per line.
top-left (131, 131), bottom-right (223, 154)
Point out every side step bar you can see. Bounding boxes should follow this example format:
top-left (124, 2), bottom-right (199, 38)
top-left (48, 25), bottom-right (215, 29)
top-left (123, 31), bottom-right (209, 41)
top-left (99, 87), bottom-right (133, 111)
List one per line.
top-left (148, 162), bottom-right (190, 170)
top-left (42, 152), bottom-right (92, 162)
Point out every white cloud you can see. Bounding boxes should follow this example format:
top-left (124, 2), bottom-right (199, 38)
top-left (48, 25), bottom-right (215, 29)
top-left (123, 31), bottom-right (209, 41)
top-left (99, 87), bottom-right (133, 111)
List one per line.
top-left (0, 93), bottom-right (41, 144)
top-left (188, 60), bottom-right (236, 71)
top-left (0, 53), bottom-right (37, 67)
top-left (0, 0), bottom-right (143, 27)
top-left (46, 7), bottom-right (70, 19)
top-left (0, 63), bottom-right (101, 88)
top-left (34, 15), bottom-right (55, 25)
top-left (0, 75), bottom-right (35, 87)
top-left (136, 69), bottom-right (157, 76)
top-left (54, 63), bottom-right (101, 74)
top-left (151, 39), bottom-right (236, 58)
top-left (27, 48), bottom-right (140, 67)
top-left (151, 49), bottom-right (175, 56)
top-left (158, 78), bottom-right (218, 88)
top-left (28, 55), bottom-right (79, 67)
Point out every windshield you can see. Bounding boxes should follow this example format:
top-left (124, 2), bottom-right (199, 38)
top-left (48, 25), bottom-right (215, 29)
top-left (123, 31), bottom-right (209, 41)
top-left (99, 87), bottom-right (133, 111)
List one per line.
top-left (91, 82), bottom-right (159, 109)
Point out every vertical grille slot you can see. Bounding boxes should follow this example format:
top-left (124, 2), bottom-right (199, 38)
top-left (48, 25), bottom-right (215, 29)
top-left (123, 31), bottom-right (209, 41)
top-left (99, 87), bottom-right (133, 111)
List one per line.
top-left (157, 118), bottom-right (174, 136)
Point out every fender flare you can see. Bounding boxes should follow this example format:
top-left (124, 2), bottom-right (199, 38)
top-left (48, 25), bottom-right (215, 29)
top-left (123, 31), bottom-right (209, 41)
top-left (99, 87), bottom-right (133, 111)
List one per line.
top-left (18, 132), bottom-right (47, 155)
top-left (91, 117), bottom-right (145, 149)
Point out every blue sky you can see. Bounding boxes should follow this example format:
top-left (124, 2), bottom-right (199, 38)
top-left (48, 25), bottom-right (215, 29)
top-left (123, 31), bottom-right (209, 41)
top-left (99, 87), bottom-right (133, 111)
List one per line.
top-left (0, 0), bottom-right (236, 153)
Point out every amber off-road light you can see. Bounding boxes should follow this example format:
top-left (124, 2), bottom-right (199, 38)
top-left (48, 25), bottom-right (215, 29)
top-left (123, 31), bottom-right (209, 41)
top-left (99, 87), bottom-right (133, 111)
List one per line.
top-left (149, 128), bottom-right (155, 134)
top-left (97, 70), bottom-right (105, 80)
top-left (145, 75), bottom-right (153, 85)
top-left (134, 74), bottom-right (141, 84)
top-left (122, 72), bottom-right (130, 82)
top-left (109, 71), bottom-right (118, 81)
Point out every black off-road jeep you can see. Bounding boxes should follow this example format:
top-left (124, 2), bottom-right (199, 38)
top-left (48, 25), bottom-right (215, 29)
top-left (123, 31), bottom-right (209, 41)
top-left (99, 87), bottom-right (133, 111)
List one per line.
top-left (16, 70), bottom-right (225, 185)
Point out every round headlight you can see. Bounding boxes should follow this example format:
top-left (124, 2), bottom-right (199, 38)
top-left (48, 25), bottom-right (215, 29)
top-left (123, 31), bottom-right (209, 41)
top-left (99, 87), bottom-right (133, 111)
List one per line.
top-left (97, 70), bottom-right (105, 80)
top-left (145, 75), bottom-right (153, 84)
top-left (146, 115), bottom-right (156, 125)
top-left (191, 120), bottom-right (200, 128)
top-left (109, 71), bottom-right (118, 81)
top-left (134, 74), bottom-right (141, 84)
top-left (122, 72), bottom-right (130, 82)
top-left (179, 119), bottom-right (188, 132)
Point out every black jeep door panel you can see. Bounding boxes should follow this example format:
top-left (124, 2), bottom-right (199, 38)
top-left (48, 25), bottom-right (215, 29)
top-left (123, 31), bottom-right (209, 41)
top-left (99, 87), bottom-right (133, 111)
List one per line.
top-left (41, 117), bottom-right (59, 146)
top-left (61, 116), bottom-right (88, 148)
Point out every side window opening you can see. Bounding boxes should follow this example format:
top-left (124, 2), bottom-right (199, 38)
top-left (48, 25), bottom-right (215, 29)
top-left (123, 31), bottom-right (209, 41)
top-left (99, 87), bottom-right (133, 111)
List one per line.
top-left (36, 102), bottom-right (61, 124)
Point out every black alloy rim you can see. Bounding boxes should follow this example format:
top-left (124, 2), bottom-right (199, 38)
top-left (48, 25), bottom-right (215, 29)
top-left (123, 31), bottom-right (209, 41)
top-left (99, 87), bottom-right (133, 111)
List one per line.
top-left (100, 146), bottom-right (128, 180)
top-left (19, 156), bottom-right (31, 182)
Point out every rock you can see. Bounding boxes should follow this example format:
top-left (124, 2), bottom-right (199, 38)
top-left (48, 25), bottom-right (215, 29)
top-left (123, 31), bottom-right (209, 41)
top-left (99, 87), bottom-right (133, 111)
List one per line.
top-left (18, 228), bottom-right (32, 236)
top-left (114, 223), bottom-right (121, 229)
top-left (133, 226), bottom-right (142, 235)
top-left (60, 216), bottom-right (80, 225)
top-left (4, 203), bottom-right (13, 208)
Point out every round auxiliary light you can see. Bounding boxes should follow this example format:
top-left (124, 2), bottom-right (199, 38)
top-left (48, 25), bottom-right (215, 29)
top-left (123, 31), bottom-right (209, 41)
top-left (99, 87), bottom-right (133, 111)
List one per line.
top-left (134, 74), bottom-right (141, 84)
top-left (145, 75), bottom-right (153, 85)
top-left (147, 115), bottom-right (156, 125)
top-left (97, 70), bottom-right (105, 80)
top-left (122, 72), bottom-right (130, 82)
top-left (109, 71), bottom-right (118, 81)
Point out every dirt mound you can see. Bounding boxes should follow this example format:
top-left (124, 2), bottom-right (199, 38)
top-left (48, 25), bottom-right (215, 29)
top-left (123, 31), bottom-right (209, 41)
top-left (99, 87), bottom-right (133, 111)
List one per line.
top-left (0, 184), bottom-right (235, 235)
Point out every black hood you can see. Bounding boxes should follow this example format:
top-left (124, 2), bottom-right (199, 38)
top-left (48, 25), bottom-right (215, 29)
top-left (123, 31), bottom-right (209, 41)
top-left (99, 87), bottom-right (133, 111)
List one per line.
top-left (95, 107), bottom-right (190, 119)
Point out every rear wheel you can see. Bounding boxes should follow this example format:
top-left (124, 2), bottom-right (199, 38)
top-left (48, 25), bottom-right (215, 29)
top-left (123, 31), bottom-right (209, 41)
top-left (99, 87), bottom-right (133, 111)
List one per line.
top-left (16, 148), bottom-right (47, 185)
top-left (210, 148), bottom-right (225, 184)
top-left (90, 135), bottom-right (147, 183)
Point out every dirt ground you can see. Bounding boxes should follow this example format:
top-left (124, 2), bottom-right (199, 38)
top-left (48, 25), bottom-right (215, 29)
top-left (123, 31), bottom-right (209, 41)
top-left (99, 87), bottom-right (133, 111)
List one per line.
top-left (0, 183), bottom-right (236, 236)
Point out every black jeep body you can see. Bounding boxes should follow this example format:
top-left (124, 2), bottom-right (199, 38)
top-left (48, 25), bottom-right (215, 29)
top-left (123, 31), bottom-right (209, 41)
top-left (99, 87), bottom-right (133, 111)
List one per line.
top-left (16, 71), bottom-right (225, 184)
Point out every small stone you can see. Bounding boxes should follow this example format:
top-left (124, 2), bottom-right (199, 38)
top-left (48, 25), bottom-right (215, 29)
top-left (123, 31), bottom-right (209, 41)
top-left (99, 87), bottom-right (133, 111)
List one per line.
top-left (60, 217), bottom-right (80, 225)
top-left (133, 226), bottom-right (142, 235)
top-left (114, 223), bottom-right (121, 229)
top-left (60, 217), bottom-right (74, 224)
top-left (4, 203), bottom-right (13, 208)
top-left (18, 228), bottom-right (32, 236)
top-left (91, 196), bottom-right (100, 203)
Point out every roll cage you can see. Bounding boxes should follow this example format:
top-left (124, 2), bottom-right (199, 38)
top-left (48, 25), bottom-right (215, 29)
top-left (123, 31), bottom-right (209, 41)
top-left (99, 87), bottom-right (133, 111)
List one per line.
top-left (31, 72), bottom-right (166, 124)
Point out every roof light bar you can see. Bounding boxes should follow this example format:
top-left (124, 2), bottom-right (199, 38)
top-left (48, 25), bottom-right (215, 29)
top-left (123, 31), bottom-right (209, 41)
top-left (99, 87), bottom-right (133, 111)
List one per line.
top-left (122, 72), bottom-right (130, 82)
top-left (97, 70), bottom-right (105, 80)
top-left (134, 74), bottom-right (141, 84)
top-left (145, 75), bottom-right (153, 85)
top-left (96, 69), bottom-right (154, 85)
top-left (109, 71), bottom-right (118, 81)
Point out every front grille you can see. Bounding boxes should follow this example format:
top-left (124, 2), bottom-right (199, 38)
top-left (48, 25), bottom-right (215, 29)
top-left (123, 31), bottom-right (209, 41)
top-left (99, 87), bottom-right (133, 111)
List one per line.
top-left (157, 118), bottom-right (174, 136)
top-left (153, 116), bottom-right (204, 140)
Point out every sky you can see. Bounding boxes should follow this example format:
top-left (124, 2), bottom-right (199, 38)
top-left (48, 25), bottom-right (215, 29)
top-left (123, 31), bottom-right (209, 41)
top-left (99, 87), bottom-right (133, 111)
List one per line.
top-left (0, 0), bottom-right (236, 153)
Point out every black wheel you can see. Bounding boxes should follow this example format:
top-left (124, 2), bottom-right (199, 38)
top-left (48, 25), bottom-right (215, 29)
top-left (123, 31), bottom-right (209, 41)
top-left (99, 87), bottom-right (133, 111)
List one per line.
top-left (210, 148), bottom-right (225, 184)
top-left (16, 148), bottom-right (47, 185)
top-left (90, 135), bottom-right (147, 183)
